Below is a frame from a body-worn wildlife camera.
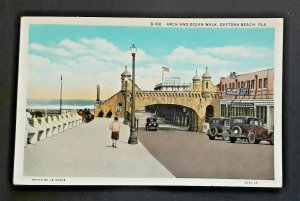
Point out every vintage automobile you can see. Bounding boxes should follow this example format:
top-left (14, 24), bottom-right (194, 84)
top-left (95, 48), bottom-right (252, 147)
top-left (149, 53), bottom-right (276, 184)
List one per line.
top-left (145, 118), bottom-right (159, 131)
top-left (207, 117), bottom-right (230, 140)
top-left (228, 116), bottom-right (274, 144)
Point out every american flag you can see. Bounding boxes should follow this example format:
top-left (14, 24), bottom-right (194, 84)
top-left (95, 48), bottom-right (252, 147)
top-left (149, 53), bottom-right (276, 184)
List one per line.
top-left (162, 66), bottom-right (169, 72)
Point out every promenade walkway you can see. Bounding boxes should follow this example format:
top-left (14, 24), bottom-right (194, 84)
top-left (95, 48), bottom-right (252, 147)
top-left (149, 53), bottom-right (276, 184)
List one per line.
top-left (24, 118), bottom-right (174, 178)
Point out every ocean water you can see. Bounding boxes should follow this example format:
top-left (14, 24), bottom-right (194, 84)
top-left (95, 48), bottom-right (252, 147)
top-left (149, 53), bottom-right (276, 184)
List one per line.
top-left (26, 99), bottom-right (97, 110)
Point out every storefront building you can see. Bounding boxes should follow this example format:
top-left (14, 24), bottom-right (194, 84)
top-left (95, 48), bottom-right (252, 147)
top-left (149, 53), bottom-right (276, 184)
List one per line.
top-left (219, 68), bottom-right (274, 130)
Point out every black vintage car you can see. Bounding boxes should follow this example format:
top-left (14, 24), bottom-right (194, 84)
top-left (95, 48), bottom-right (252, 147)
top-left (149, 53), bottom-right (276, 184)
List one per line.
top-left (228, 116), bottom-right (274, 144)
top-left (145, 118), bottom-right (159, 131)
top-left (207, 117), bottom-right (230, 140)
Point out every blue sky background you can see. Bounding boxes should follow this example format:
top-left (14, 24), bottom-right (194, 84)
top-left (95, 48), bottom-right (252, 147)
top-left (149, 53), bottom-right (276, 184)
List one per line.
top-left (27, 24), bottom-right (275, 100)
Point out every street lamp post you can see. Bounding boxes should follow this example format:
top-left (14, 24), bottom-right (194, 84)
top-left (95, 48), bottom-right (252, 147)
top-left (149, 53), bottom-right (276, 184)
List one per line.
top-left (96, 84), bottom-right (100, 101)
top-left (128, 44), bottom-right (138, 144)
top-left (123, 77), bottom-right (128, 125)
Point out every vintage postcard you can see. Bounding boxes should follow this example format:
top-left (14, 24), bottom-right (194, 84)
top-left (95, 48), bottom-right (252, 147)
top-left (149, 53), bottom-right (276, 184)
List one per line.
top-left (13, 17), bottom-right (283, 187)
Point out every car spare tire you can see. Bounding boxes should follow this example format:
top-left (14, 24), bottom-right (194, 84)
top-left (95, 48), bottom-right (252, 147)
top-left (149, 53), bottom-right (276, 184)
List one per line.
top-left (231, 125), bottom-right (242, 136)
top-left (210, 126), bottom-right (218, 135)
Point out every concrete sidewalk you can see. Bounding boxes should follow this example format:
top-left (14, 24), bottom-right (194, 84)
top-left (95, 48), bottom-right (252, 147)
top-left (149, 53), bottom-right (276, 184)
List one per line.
top-left (24, 118), bottom-right (174, 178)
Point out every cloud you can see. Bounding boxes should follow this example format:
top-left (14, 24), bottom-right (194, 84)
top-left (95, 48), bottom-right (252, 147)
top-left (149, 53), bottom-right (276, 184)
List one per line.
top-left (166, 46), bottom-right (238, 66)
top-left (81, 38), bottom-right (154, 63)
top-left (28, 37), bottom-right (156, 99)
top-left (30, 43), bottom-right (71, 57)
top-left (82, 38), bottom-right (119, 53)
top-left (30, 38), bottom-right (154, 65)
top-left (27, 38), bottom-right (273, 100)
top-left (135, 63), bottom-right (165, 90)
top-left (133, 63), bottom-right (205, 90)
top-left (59, 39), bottom-right (86, 51)
top-left (28, 54), bottom-right (69, 73)
top-left (201, 45), bottom-right (273, 58)
top-left (27, 53), bottom-right (126, 99)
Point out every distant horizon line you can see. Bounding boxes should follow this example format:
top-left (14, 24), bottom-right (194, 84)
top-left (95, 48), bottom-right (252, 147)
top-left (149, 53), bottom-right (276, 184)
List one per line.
top-left (27, 98), bottom-right (105, 101)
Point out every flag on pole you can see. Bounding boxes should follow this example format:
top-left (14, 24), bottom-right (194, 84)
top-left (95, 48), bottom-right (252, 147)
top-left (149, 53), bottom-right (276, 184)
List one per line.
top-left (162, 66), bottom-right (170, 84)
top-left (162, 66), bottom-right (169, 72)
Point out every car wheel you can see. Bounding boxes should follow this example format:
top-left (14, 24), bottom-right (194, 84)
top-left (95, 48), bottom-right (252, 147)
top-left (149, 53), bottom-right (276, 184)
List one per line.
top-left (222, 130), bottom-right (229, 141)
top-left (247, 130), bottom-right (256, 144)
top-left (269, 134), bottom-right (274, 145)
top-left (255, 140), bottom-right (261, 144)
top-left (231, 125), bottom-right (242, 135)
top-left (208, 135), bottom-right (215, 140)
top-left (210, 126), bottom-right (218, 136)
top-left (229, 137), bottom-right (236, 143)
top-left (207, 129), bottom-right (215, 140)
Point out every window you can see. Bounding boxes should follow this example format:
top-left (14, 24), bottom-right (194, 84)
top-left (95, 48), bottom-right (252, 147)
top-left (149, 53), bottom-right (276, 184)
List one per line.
top-left (259, 79), bottom-right (262, 89)
top-left (232, 83), bottom-right (235, 88)
top-left (206, 82), bottom-right (208, 89)
top-left (239, 108), bottom-right (243, 116)
top-left (232, 118), bottom-right (244, 124)
top-left (263, 78), bottom-right (268, 88)
top-left (247, 80), bottom-right (250, 88)
top-left (225, 84), bottom-right (227, 89)
top-left (251, 80), bottom-right (255, 89)
top-left (237, 82), bottom-right (240, 88)
top-left (236, 107), bottom-right (241, 116)
top-left (256, 106), bottom-right (267, 124)
top-left (241, 81), bottom-right (245, 88)
top-left (233, 107), bottom-right (237, 116)
top-left (224, 119), bottom-right (230, 126)
top-left (228, 105), bottom-right (232, 117)
top-left (212, 119), bottom-right (220, 124)
top-left (222, 84), bottom-right (224, 91)
top-left (221, 104), bottom-right (227, 117)
top-left (246, 108), bottom-right (254, 117)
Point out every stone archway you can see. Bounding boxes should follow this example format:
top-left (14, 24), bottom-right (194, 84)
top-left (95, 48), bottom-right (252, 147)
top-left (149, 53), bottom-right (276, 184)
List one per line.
top-left (140, 104), bottom-right (199, 131)
top-left (106, 110), bottom-right (112, 118)
top-left (98, 110), bottom-right (104, 117)
top-left (205, 105), bottom-right (214, 122)
top-left (94, 90), bottom-right (221, 132)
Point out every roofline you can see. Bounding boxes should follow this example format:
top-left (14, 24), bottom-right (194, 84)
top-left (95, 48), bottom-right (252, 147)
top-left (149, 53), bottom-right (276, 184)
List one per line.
top-left (222, 68), bottom-right (274, 79)
top-left (236, 68), bottom-right (274, 77)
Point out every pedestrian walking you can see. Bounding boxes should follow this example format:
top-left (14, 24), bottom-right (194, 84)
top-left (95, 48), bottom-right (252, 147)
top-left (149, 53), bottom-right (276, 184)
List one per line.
top-left (109, 116), bottom-right (120, 148)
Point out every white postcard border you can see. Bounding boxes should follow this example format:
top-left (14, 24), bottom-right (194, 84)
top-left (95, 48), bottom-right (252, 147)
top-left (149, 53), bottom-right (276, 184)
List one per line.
top-left (13, 17), bottom-right (283, 187)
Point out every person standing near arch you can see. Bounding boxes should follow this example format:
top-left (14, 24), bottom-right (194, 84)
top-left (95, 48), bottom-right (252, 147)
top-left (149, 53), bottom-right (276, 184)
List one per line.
top-left (109, 117), bottom-right (120, 148)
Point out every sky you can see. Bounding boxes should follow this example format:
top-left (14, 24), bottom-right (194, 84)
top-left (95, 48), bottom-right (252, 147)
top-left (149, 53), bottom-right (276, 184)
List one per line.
top-left (27, 24), bottom-right (275, 100)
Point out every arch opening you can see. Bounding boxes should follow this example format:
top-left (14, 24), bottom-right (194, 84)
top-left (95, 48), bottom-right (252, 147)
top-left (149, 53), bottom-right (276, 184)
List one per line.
top-left (205, 105), bottom-right (214, 122)
top-left (141, 104), bottom-right (200, 132)
top-left (106, 110), bottom-right (113, 118)
top-left (98, 110), bottom-right (104, 117)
